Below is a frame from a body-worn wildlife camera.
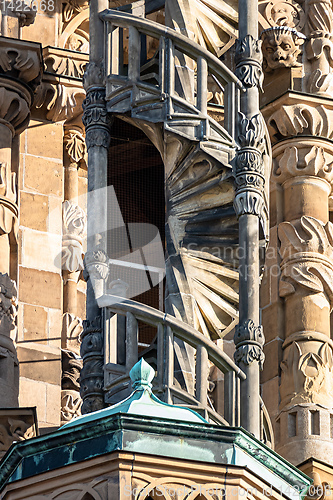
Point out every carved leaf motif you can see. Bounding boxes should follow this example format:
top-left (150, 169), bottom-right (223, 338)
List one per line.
top-left (308, 1), bottom-right (333, 34)
top-left (279, 216), bottom-right (333, 258)
top-left (269, 104), bottom-right (333, 139)
top-left (64, 129), bottom-right (86, 164)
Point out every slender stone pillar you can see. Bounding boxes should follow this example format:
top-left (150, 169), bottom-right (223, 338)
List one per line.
top-left (233, 0), bottom-right (267, 438)
top-left (80, 0), bottom-right (111, 414)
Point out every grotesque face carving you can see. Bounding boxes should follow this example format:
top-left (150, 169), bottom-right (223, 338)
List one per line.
top-left (271, 1), bottom-right (298, 26)
top-left (265, 0), bottom-right (305, 30)
top-left (261, 27), bottom-right (304, 71)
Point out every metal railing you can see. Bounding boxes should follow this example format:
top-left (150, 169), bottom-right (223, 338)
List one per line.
top-left (100, 9), bottom-right (242, 140)
top-left (98, 294), bottom-right (273, 446)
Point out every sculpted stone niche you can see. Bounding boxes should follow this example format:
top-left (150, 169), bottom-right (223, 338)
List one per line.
top-left (261, 26), bottom-right (305, 71)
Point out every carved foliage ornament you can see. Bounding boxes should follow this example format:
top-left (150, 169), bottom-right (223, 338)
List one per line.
top-left (0, 417), bottom-right (35, 456)
top-left (82, 88), bottom-right (112, 150)
top-left (62, 312), bottom-right (83, 355)
top-left (273, 145), bottom-right (333, 184)
top-left (62, 201), bottom-right (86, 273)
top-left (0, 87), bottom-right (30, 135)
top-left (0, 273), bottom-right (18, 335)
top-left (280, 341), bottom-right (333, 406)
top-left (261, 27), bottom-right (305, 72)
top-left (234, 319), bottom-right (265, 368)
top-left (34, 83), bottom-right (85, 123)
top-left (0, 44), bottom-right (41, 86)
top-left (278, 216), bottom-right (333, 302)
top-left (64, 127), bottom-right (86, 164)
top-left (0, 163), bottom-right (18, 241)
top-left (235, 35), bottom-right (264, 90)
top-left (268, 104), bottom-right (333, 140)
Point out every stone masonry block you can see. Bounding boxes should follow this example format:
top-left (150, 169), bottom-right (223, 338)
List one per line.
top-left (23, 304), bottom-right (47, 344)
top-left (24, 155), bottom-right (63, 197)
top-left (26, 121), bottom-right (63, 159)
top-left (19, 268), bottom-right (62, 309)
top-left (20, 192), bottom-right (48, 231)
top-left (17, 345), bottom-right (61, 385)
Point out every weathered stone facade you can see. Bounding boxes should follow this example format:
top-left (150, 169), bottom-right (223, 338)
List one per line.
top-left (1, 0), bottom-right (333, 496)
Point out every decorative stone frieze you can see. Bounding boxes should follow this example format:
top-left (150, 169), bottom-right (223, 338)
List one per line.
top-left (261, 27), bottom-right (305, 72)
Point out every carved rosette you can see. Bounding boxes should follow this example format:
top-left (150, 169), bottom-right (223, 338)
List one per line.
top-left (80, 316), bottom-right (105, 414)
top-left (82, 88), bottom-right (112, 150)
top-left (234, 319), bottom-right (265, 368)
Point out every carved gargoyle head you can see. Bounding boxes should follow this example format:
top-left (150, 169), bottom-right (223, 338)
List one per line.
top-left (261, 27), bottom-right (305, 72)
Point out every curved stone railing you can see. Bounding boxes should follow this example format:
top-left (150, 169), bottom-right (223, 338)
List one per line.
top-left (100, 9), bottom-right (243, 141)
top-left (98, 294), bottom-right (274, 447)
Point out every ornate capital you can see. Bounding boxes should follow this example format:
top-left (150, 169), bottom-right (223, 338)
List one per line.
top-left (0, 409), bottom-right (37, 458)
top-left (0, 37), bottom-right (42, 89)
top-left (273, 143), bottom-right (333, 185)
top-left (0, 86), bottom-right (30, 136)
top-left (268, 104), bottom-right (333, 140)
top-left (82, 88), bottom-right (112, 149)
top-left (34, 83), bottom-right (85, 123)
top-left (83, 62), bottom-right (106, 90)
top-left (234, 319), bottom-right (265, 368)
top-left (235, 35), bottom-right (264, 89)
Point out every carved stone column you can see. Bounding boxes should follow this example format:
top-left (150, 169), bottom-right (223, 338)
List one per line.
top-left (61, 124), bottom-right (87, 422)
top-left (260, 0), bottom-right (333, 462)
top-left (233, 2), bottom-right (268, 438)
top-left (0, 36), bottom-right (42, 407)
top-left (80, 0), bottom-right (111, 414)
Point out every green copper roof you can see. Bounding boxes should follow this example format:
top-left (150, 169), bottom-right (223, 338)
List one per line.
top-left (62, 359), bottom-right (208, 429)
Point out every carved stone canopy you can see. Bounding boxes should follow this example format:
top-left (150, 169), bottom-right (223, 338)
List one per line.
top-left (261, 27), bottom-right (305, 72)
